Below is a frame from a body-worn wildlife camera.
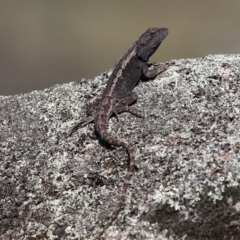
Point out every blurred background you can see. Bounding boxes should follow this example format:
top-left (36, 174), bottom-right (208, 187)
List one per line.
top-left (0, 1), bottom-right (239, 95)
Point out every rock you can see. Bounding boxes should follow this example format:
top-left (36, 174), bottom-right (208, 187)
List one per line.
top-left (1, 54), bottom-right (240, 239)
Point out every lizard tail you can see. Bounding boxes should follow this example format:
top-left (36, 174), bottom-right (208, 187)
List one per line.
top-left (95, 132), bottom-right (135, 239)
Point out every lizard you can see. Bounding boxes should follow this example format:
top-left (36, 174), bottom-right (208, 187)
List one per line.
top-left (67, 27), bottom-right (169, 239)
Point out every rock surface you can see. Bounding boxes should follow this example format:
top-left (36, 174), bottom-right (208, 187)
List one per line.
top-left (1, 54), bottom-right (240, 239)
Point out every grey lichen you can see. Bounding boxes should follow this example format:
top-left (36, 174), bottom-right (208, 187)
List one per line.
top-left (1, 54), bottom-right (240, 239)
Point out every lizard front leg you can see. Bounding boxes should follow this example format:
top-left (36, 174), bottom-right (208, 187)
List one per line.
top-left (141, 62), bottom-right (169, 79)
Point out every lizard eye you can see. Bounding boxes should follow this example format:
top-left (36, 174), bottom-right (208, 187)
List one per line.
top-left (150, 31), bottom-right (155, 36)
top-left (113, 99), bottom-right (118, 104)
top-left (140, 43), bottom-right (145, 47)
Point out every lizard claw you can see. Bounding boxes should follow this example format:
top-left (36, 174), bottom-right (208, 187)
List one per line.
top-left (113, 109), bottom-right (119, 121)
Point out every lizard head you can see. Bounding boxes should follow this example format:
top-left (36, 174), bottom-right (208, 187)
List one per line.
top-left (137, 27), bottom-right (168, 62)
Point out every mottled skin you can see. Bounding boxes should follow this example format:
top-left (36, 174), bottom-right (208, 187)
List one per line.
top-left (68, 27), bottom-right (169, 239)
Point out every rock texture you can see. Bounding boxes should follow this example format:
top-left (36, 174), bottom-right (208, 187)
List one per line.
top-left (1, 54), bottom-right (240, 240)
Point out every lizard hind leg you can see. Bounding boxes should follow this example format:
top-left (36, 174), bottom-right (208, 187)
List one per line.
top-left (114, 92), bottom-right (144, 118)
top-left (117, 105), bottom-right (144, 118)
top-left (67, 100), bottom-right (99, 137)
top-left (67, 116), bottom-right (94, 137)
